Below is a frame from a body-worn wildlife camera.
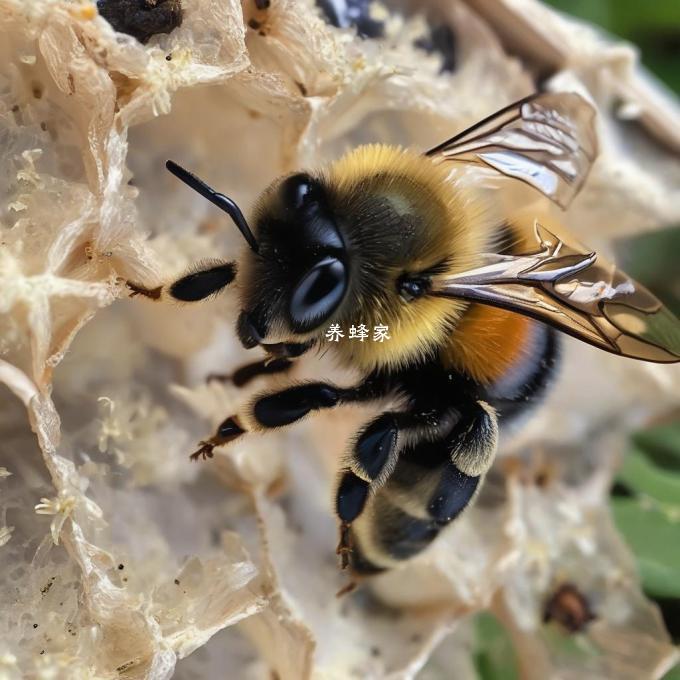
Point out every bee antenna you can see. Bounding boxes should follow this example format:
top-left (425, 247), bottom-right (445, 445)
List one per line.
top-left (165, 160), bottom-right (259, 253)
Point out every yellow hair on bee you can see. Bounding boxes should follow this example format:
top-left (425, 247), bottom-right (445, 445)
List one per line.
top-left (323, 144), bottom-right (495, 372)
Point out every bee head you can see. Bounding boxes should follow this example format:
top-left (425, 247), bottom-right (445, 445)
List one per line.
top-left (166, 149), bottom-right (490, 368)
top-left (237, 172), bottom-right (350, 354)
top-left (238, 146), bottom-right (490, 368)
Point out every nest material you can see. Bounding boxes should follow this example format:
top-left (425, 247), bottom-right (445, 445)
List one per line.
top-left (0, 0), bottom-right (679, 678)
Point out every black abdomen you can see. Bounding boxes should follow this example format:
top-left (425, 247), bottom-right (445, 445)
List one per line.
top-left (346, 324), bottom-right (559, 574)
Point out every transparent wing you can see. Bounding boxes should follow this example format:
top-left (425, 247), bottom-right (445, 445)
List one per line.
top-left (426, 93), bottom-right (599, 209)
top-left (430, 223), bottom-right (680, 363)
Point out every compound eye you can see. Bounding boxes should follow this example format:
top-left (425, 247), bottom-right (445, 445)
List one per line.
top-left (289, 256), bottom-right (347, 332)
top-left (281, 173), bottom-right (320, 213)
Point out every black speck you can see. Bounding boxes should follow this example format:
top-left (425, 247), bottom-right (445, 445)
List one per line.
top-left (255, 0), bottom-right (270, 8)
top-left (118, 563), bottom-right (124, 570)
top-left (33, 623), bottom-right (39, 629)
top-left (248, 17), bottom-right (262, 30)
top-left (40, 650), bottom-right (45, 655)
top-left (316, 0), bottom-right (384, 39)
top-left (11, 104), bottom-right (19, 113)
top-left (174, 579), bottom-right (180, 585)
top-left (165, 53), bottom-right (172, 61)
top-left (611, 481), bottom-right (634, 498)
top-left (97, 0), bottom-right (183, 44)
top-left (40, 576), bottom-right (56, 595)
top-left (414, 22), bottom-right (456, 73)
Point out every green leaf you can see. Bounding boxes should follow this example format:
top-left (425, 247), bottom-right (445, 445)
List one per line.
top-left (617, 445), bottom-right (680, 506)
top-left (662, 662), bottom-right (680, 680)
top-left (543, 0), bottom-right (680, 38)
top-left (473, 612), bottom-right (520, 680)
top-left (541, 625), bottom-right (601, 661)
top-left (542, 1), bottom-right (680, 95)
top-left (615, 227), bottom-right (680, 317)
top-left (633, 424), bottom-right (680, 472)
top-left (611, 498), bottom-right (680, 598)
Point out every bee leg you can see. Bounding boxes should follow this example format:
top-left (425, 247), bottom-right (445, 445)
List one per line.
top-left (189, 416), bottom-right (245, 461)
top-left (334, 406), bottom-right (462, 567)
top-left (428, 400), bottom-right (498, 523)
top-left (336, 520), bottom-right (356, 569)
top-left (191, 383), bottom-right (338, 460)
top-left (344, 400), bottom-right (498, 573)
top-left (252, 382), bottom-right (344, 428)
top-left (192, 374), bottom-right (392, 460)
top-left (126, 260), bottom-right (236, 302)
top-left (207, 357), bottom-right (293, 387)
top-left (125, 280), bottom-right (164, 300)
top-left (335, 579), bottom-right (358, 597)
top-left (251, 373), bottom-right (391, 429)
top-left (335, 413), bottom-right (401, 559)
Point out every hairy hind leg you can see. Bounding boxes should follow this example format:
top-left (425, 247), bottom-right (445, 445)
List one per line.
top-left (334, 406), bottom-right (462, 568)
top-left (343, 400), bottom-right (498, 573)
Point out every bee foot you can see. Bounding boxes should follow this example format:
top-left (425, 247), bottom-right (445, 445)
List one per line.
top-left (190, 441), bottom-right (215, 461)
top-left (189, 417), bottom-right (246, 461)
top-left (126, 280), bottom-right (162, 300)
top-left (336, 521), bottom-right (353, 570)
top-left (336, 580), bottom-right (357, 597)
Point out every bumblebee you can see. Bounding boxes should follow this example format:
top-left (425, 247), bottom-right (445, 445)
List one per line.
top-left (129, 93), bottom-right (680, 575)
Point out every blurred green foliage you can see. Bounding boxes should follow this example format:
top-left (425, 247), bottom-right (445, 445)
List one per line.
top-left (612, 423), bottom-right (680, 679)
top-left (544, 0), bottom-right (680, 94)
top-left (474, 613), bottom-right (520, 680)
top-left (616, 228), bottom-right (680, 317)
top-left (666, 663), bottom-right (680, 680)
top-left (612, 424), bottom-right (680, 599)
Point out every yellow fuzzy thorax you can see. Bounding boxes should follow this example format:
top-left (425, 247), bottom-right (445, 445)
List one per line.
top-left (321, 144), bottom-right (494, 373)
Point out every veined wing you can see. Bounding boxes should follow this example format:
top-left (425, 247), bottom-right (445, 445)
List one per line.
top-left (430, 222), bottom-right (680, 363)
top-left (426, 93), bottom-right (598, 209)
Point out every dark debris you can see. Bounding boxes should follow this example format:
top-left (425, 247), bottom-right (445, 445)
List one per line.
top-left (414, 22), bottom-right (457, 73)
top-left (543, 583), bottom-right (596, 634)
top-left (97, 0), bottom-right (183, 44)
top-left (316, 0), bottom-right (384, 39)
